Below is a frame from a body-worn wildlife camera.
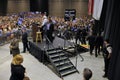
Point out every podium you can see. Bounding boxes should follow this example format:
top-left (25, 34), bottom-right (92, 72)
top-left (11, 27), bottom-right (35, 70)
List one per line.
top-left (32, 23), bottom-right (39, 42)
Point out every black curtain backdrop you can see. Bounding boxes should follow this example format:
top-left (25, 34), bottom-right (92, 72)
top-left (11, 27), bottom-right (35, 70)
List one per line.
top-left (103, 0), bottom-right (120, 79)
top-left (99, 0), bottom-right (108, 33)
top-left (0, 0), bottom-right (7, 16)
top-left (30, 0), bottom-right (48, 15)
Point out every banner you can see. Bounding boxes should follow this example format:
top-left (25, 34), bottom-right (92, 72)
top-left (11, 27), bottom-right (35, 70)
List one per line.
top-left (88, 0), bottom-right (94, 15)
top-left (92, 0), bottom-right (104, 20)
top-left (64, 9), bottom-right (76, 21)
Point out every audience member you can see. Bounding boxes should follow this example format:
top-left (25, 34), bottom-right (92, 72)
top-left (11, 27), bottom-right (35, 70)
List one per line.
top-left (83, 68), bottom-right (92, 80)
top-left (0, 29), bottom-right (3, 44)
top-left (95, 34), bottom-right (104, 57)
top-left (10, 54), bottom-right (25, 80)
top-left (102, 39), bottom-right (112, 78)
top-left (21, 28), bottom-right (29, 53)
top-left (9, 36), bottom-right (20, 56)
top-left (75, 26), bottom-right (82, 44)
top-left (87, 33), bottom-right (96, 55)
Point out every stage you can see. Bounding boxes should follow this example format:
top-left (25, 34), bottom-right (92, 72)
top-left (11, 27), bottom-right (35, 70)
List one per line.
top-left (32, 37), bottom-right (75, 50)
top-left (29, 36), bottom-right (89, 62)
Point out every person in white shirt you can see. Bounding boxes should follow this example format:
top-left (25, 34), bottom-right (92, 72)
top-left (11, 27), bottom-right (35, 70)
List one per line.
top-left (103, 39), bottom-right (112, 78)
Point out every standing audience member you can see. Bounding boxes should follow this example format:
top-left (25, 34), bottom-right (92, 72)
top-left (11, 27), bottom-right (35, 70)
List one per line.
top-left (9, 36), bottom-right (20, 57)
top-left (81, 27), bottom-right (87, 44)
top-left (75, 26), bottom-right (82, 44)
top-left (102, 39), bottom-right (112, 78)
top-left (16, 27), bottom-right (22, 40)
top-left (87, 33), bottom-right (96, 55)
top-left (21, 29), bottom-right (29, 53)
top-left (0, 29), bottom-right (3, 44)
top-left (10, 54), bottom-right (25, 80)
top-left (95, 34), bottom-right (104, 57)
top-left (83, 68), bottom-right (92, 80)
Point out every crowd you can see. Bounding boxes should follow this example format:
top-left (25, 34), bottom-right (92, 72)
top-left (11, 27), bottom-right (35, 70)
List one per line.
top-left (0, 12), bottom-right (112, 80)
top-left (0, 12), bottom-right (94, 45)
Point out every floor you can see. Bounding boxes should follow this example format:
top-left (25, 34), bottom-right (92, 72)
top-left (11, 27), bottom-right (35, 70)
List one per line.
top-left (0, 42), bottom-right (108, 80)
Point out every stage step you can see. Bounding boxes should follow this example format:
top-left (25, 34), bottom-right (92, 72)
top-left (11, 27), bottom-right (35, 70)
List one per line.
top-left (49, 53), bottom-right (65, 59)
top-left (47, 48), bottom-right (61, 52)
top-left (48, 50), bottom-right (62, 55)
top-left (58, 64), bottom-right (74, 71)
top-left (65, 48), bottom-right (75, 53)
top-left (64, 46), bottom-right (75, 50)
top-left (60, 68), bottom-right (78, 77)
top-left (54, 60), bottom-right (70, 67)
top-left (46, 48), bottom-right (79, 78)
top-left (52, 56), bottom-right (68, 63)
top-left (63, 46), bottom-right (76, 56)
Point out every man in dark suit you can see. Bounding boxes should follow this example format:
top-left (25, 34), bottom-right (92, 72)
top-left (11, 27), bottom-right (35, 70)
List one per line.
top-left (75, 26), bottom-right (82, 44)
top-left (45, 17), bottom-right (54, 43)
top-left (87, 33), bottom-right (96, 55)
top-left (81, 28), bottom-right (87, 44)
top-left (21, 28), bottom-right (29, 53)
top-left (95, 34), bottom-right (104, 57)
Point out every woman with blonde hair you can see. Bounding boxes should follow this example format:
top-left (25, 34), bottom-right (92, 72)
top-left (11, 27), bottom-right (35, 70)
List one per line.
top-left (10, 54), bottom-right (26, 80)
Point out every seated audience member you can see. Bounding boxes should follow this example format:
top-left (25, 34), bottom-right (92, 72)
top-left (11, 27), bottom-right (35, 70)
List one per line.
top-left (83, 68), bottom-right (92, 80)
top-left (10, 54), bottom-right (25, 80)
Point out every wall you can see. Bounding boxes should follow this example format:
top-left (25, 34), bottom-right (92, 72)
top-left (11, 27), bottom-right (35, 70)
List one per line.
top-left (7, 0), bottom-right (30, 14)
top-left (0, 0), bottom-right (88, 16)
top-left (49, 0), bottom-right (88, 17)
top-left (0, 0), bottom-right (7, 16)
top-left (30, 0), bottom-right (48, 15)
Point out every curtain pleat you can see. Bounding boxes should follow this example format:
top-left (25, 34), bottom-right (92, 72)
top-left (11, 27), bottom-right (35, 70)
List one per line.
top-left (103, 0), bottom-right (120, 79)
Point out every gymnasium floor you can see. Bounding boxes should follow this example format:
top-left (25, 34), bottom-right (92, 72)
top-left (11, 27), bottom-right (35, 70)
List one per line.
top-left (0, 42), bottom-right (108, 80)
